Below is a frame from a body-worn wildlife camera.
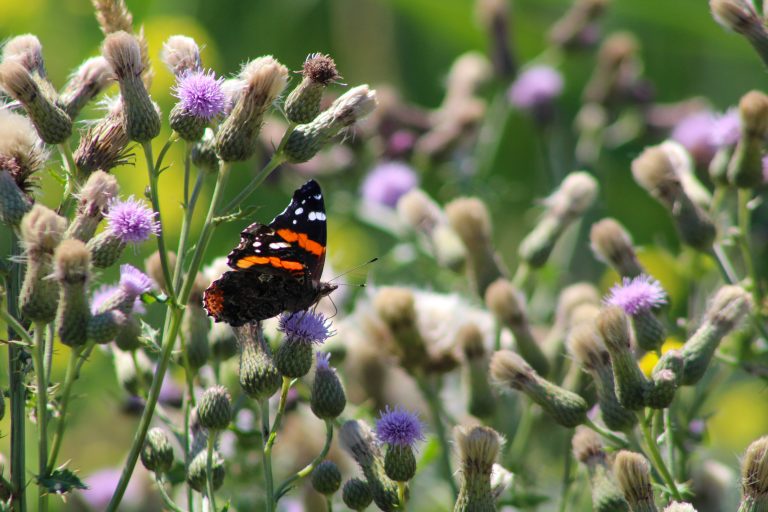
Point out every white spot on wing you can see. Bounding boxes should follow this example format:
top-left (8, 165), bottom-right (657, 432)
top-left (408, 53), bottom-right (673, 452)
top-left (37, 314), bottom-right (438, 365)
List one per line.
top-left (307, 211), bottom-right (326, 221)
top-left (269, 242), bottom-right (290, 249)
top-left (314, 194), bottom-right (322, 200)
top-left (292, 219), bottom-right (297, 225)
top-left (295, 207), bottom-right (304, 215)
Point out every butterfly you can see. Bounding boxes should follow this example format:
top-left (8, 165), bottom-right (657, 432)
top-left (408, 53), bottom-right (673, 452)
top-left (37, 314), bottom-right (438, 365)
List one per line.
top-left (203, 179), bottom-right (338, 326)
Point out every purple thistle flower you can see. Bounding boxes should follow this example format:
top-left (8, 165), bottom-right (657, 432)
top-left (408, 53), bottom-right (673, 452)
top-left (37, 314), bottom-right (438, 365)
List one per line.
top-left (507, 65), bottom-right (564, 111)
top-left (604, 274), bottom-right (667, 315)
top-left (711, 108), bottom-right (740, 148)
top-left (375, 406), bottom-right (425, 448)
top-left (106, 196), bottom-right (160, 244)
top-left (119, 264), bottom-right (153, 298)
top-left (278, 310), bottom-right (334, 345)
top-left (671, 111), bottom-right (718, 164)
top-left (91, 284), bottom-right (144, 314)
top-left (316, 351), bottom-right (332, 372)
top-left (174, 69), bottom-right (226, 120)
top-left (361, 161), bottom-right (419, 208)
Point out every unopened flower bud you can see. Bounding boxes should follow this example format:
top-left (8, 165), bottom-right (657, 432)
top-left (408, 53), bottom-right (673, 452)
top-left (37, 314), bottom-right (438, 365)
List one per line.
top-left (161, 35), bottom-right (201, 76)
top-left (738, 436), bottom-right (768, 512)
top-left (140, 427), bottom-right (174, 474)
top-left (311, 352), bottom-right (346, 420)
top-left (102, 32), bottom-right (160, 142)
top-left (374, 287), bottom-right (429, 372)
top-left (283, 84), bottom-right (377, 163)
top-left (486, 279), bottom-right (550, 376)
top-left (710, 0), bottom-right (768, 67)
top-left (632, 146), bottom-right (715, 250)
top-left (115, 314), bottom-right (141, 351)
top-left (572, 427), bottom-right (630, 512)
top-left (549, 0), bottom-right (610, 50)
top-left (614, 451), bottom-right (658, 512)
top-left (198, 385), bottom-right (232, 431)
top-left (590, 218), bottom-right (644, 277)
top-left (66, 171), bottom-right (119, 241)
top-left (216, 56), bottom-right (288, 162)
top-left (458, 323), bottom-right (496, 418)
top-left (53, 240), bottom-right (91, 347)
top-left (728, 91), bottom-right (768, 188)
top-left (453, 425), bottom-right (502, 512)
top-left (182, 304), bottom-right (211, 370)
top-left (73, 98), bottom-right (131, 176)
top-left (190, 128), bottom-right (220, 172)
top-left (343, 478), bottom-right (373, 510)
top-left (583, 32), bottom-right (641, 105)
top-left (0, 60), bottom-right (72, 143)
top-left (3, 34), bottom-right (46, 77)
top-left (312, 460), bottom-right (342, 495)
top-left (285, 53), bottom-right (340, 124)
top-left (59, 56), bottom-right (114, 119)
top-left (88, 309), bottom-right (125, 344)
top-left (87, 231), bottom-right (125, 268)
top-left (0, 110), bottom-right (45, 225)
top-left (491, 350), bottom-right (588, 427)
top-left (0, 171), bottom-right (32, 227)
top-left (186, 449), bottom-right (225, 493)
top-left (446, 197), bottom-right (507, 296)
top-left (681, 285), bottom-right (752, 385)
top-left (235, 323), bottom-right (281, 400)
top-left (597, 307), bottom-right (649, 410)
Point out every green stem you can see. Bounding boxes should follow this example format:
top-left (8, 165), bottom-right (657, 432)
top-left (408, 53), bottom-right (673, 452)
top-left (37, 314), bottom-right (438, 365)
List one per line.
top-left (173, 145), bottom-right (204, 294)
top-left (265, 377), bottom-right (293, 452)
top-left (558, 437), bottom-right (574, 512)
top-left (584, 418), bottom-right (629, 448)
top-left (397, 481), bottom-right (407, 511)
top-left (663, 409), bottom-right (678, 479)
top-left (206, 432), bottom-right (219, 512)
top-left (56, 141), bottom-right (78, 215)
top-left (416, 376), bottom-right (459, 498)
top-left (638, 412), bottom-right (682, 501)
top-left (512, 264), bottom-right (530, 289)
top-left (183, 379), bottom-right (195, 512)
top-left (326, 496), bottom-right (333, 512)
top-left (275, 419), bottom-right (334, 501)
top-left (33, 323), bottom-right (49, 512)
top-left (261, 399), bottom-right (275, 512)
top-left (46, 345), bottom-right (86, 473)
top-left (44, 324), bottom-right (54, 383)
top-left (154, 475), bottom-right (185, 512)
top-left (737, 189), bottom-right (763, 310)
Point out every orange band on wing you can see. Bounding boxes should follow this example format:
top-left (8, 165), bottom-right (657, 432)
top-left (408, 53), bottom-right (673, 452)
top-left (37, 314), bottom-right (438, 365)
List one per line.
top-left (235, 255), bottom-right (304, 271)
top-left (276, 228), bottom-right (325, 256)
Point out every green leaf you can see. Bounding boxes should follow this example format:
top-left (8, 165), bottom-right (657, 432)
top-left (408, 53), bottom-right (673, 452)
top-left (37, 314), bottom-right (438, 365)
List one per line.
top-left (139, 320), bottom-right (161, 353)
top-left (37, 468), bottom-right (88, 495)
top-left (47, 166), bottom-right (66, 186)
top-left (140, 290), bottom-right (168, 304)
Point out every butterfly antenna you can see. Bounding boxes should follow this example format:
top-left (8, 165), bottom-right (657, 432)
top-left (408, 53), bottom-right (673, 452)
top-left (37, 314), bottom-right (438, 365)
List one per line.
top-left (329, 257), bottom-right (379, 283)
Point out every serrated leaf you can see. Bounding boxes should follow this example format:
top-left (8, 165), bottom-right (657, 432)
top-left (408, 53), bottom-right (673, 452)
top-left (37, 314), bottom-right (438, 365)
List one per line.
top-left (139, 320), bottom-right (161, 352)
top-left (37, 468), bottom-right (87, 495)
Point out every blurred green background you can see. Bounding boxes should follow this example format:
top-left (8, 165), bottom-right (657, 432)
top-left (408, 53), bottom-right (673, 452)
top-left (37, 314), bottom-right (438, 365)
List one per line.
top-left (2, 0), bottom-right (768, 509)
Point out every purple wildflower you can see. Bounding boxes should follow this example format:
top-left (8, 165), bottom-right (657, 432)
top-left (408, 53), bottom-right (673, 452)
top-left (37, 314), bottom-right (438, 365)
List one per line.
top-left (316, 351), bottom-right (332, 371)
top-left (375, 406), bottom-right (425, 448)
top-left (671, 111), bottom-right (718, 164)
top-left (174, 69), bottom-right (226, 120)
top-left (91, 284), bottom-right (144, 314)
top-left (711, 108), bottom-right (740, 148)
top-left (604, 274), bottom-right (667, 315)
top-left (507, 65), bottom-right (564, 111)
top-left (278, 310), bottom-right (334, 345)
top-left (119, 264), bottom-right (153, 298)
top-left (106, 196), bottom-right (160, 244)
top-left (80, 468), bottom-right (143, 509)
top-left (361, 161), bottom-right (419, 208)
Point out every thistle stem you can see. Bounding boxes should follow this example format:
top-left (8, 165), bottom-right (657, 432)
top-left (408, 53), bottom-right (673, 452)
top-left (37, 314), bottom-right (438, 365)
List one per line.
top-left (416, 376), bottom-right (459, 498)
top-left (183, 384), bottom-right (195, 512)
top-left (44, 324), bottom-right (54, 382)
top-left (32, 323), bottom-right (49, 512)
top-left (154, 475), bottom-right (185, 512)
top-left (265, 377), bottom-right (293, 452)
top-left (397, 481), bottom-right (407, 511)
top-left (206, 433), bottom-right (219, 512)
top-left (261, 399), bottom-right (275, 512)
top-left (47, 345), bottom-right (87, 473)
top-left (584, 418), bottom-right (629, 448)
top-left (638, 411), bottom-right (682, 501)
top-left (275, 419), bottom-right (334, 501)
top-left (737, 189), bottom-right (763, 311)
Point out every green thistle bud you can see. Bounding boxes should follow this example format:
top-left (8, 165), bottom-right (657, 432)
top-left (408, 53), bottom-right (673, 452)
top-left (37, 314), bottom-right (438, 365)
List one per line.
top-left (169, 103), bottom-right (206, 142)
top-left (340, 420), bottom-right (400, 512)
top-left (210, 322), bottom-right (238, 361)
top-left (728, 91), bottom-right (768, 188)
top-left (453, 425), bottom-right (501, 512)
top-left (646, 369), bottom-right (678, 410)
top-left (614, 451), bottom-right (658, 512)
top-left (53, 239), bottom-right (91, 347)
top-left (374, 287), bottom-right (429, 372)
top-left (87, 231), bottom-right (126, 269)
top-left (114, 348), bottom-right (152, 396)
top-left (215, 56), bottom-right (288, 162)
top-left (186, 449), bottom-right (225, 493)
top-left (572, 427), bottom-right (630, 512)
top-left (343, 478), bottom-right (374, 511)
top-left (310, 352), bottom-right (347, 420)
top-left (384, 444), bottom-right (416, 482)
top-left (102, 32), bottom-right (161, 142)
top-left (597, 307), bottom-right (650, 410)
top-left (66, 171), bottom-right (119, 242)
top-left (236, 323), bottom-right (282, 400)
top-left (590, 218), bottom-right (644, 278)
top-left (458, 323), bottom-right (496, 418)
top-left (681, 285), bottom-right (752, 385)
top-left (190, 128), bottom-right (220, 173)
top-left (283, 84), bottom-right (377, 163)
top-left (485, 279), bottom-right (549, 376)
top-left (140, 427), bottom-right (175, 474)
top-left (88, 309), bottom-right (125, 344)
top-left (73, 98), bottom-right (131, 176)
top-left (274, 339), bottom-right (314, 378)
top-left (59, 56), bottom-right (114, 120)
top-left (2, 34), bottom-right (46, 77)
top-left (738, 436), bottom-right (768, 512)
top-left (0, 60), bottom-right (72, 144)
top-left (632, 146), bottom-right (716, 251)
top-left (491, 350), bottom-right (588, 427)
top-left (312, 460), bottom-right (342, 495)
top-left (285, 53), bottom-right (340, 124)
top-left (182, 305), bottom-right (211, 371)
top-left (632, 309), bottom-right (667, 353)
top-left (519, 171), bottom-right (599, 267)
top-left (0, 171), bottom-right (32, 227)
top-left (198, 385), bottom-right (232, 431)
top-left (445, 197), bottom-right (507, 296)
top-left (115, 314), bottom-right (141, 351)
top-left (19, 205), bottom-right (66, 323)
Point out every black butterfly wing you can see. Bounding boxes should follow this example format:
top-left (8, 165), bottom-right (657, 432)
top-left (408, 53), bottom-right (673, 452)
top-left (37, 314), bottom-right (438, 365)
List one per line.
top-left (226, 222), bottom-right (306, 276)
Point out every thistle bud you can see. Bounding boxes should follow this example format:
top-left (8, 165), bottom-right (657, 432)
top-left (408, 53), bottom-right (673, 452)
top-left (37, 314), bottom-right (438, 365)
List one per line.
top-left (590, 218), bottom-right (644, 277)
top-left (182, 304), bottom-right (211, 370)
top-left (283, 84), bottom-right (377, 163)
top-left (343, 478), bottom-right (374, 511)
top-left (663, 503), bottom-right (697, 512)
top-left (519, 171), bottom-right (598, 268)
top-left (681, 285), bottom-right (752, 385)
top-left (53, 240), bottom-right (91, 347)
top-left (73, 98), bottom-right (131, 176)
top-left (95, 264), bottom-right (152, 315)
top-left (87, 231), bottom-right (125, 269)
top-left (312, 460), bottom-right (342, 495)
top-left (59, 56), bottom-right (114, 119)
top-left (453, 425), bottom-right (502, 512)
top-left (114, 314), bottom-right (142, 351)
top-left (186, 449), bottom-right (225, 493)
top-left (375, 406), bottom-right (423, 482)
top-left (209, 322), bottom-right (238, 361)
top-left (549, 0), bottom-right (610, 50)
top-left (66, 171), bottom-right (119, 242)
top-left (445, 197), bottom-right (507, 295)
top-left (614, 451), bottom-right (658, 512)
top-left (583, 32), bottom-right (642, 105)
top-left (19, 205), bottom-right (66, 322)
top-left (458, 323), bottom-right (496, 418)
top-left (88, 309), bottom-right (125, 344)
top-left (235, 323), bottom-right (282, 400)
top-left (140, 427), bottom-right (174, 474)
top-left (114, 348), bottom-right (152, 395)
top-left (738, 436), bottom-right (768, 512)
top-left (0, 171), bottom-right (32, 227)
top-left (596, 307), bottom-right (649, 410)
top-left (190, 128), bottom-right (220, 173)
top-left (275, 310), bottom-right (333, 378)
top-left (3, 34), bottom-right (46, 77)
top-left (311, 352), bottom-right (346, 420)
top-left (485, 279), bottom-right (549, 376)
top-left (198, 385), bottom-right (232, 431)
top-left (491, 350), bottom-right (588, 427)
top-left (285, 53), bottom-right (340, 124)
top-left (102, 32), bottom-right (160, 142)
top-left (215, 56), bottom-right (288, 162)
top-left (340, 420), bottom-right (400, 511)
top-left (0, 109), bottom-right (46, 225)
top-left (161, 35), bottom-right (201, 76)
top-left (572, 427), bottom-right (630, 512)
top-left (170, 69), bottom-right (226, 141)
top-left (632, 146), bottom-right (716, 251)
top-left (0, 60), bottom-right (72, 144)
top-left (374, 287), bottom-right (429, 372)
top-left (710, 0), bottom-right (768, 68)
top-left (604, 274), bottom-right (668, 352)
top-left (727, 91), bottom-right (768, 188)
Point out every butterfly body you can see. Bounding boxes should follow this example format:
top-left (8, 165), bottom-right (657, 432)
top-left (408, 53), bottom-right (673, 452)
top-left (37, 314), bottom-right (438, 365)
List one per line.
top-left (203, 180), bottom-right (337, 326)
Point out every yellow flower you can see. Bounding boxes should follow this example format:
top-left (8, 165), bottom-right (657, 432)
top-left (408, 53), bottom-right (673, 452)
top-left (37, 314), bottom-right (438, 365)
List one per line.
top-left (638, 337), bottom-right (684, 376)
